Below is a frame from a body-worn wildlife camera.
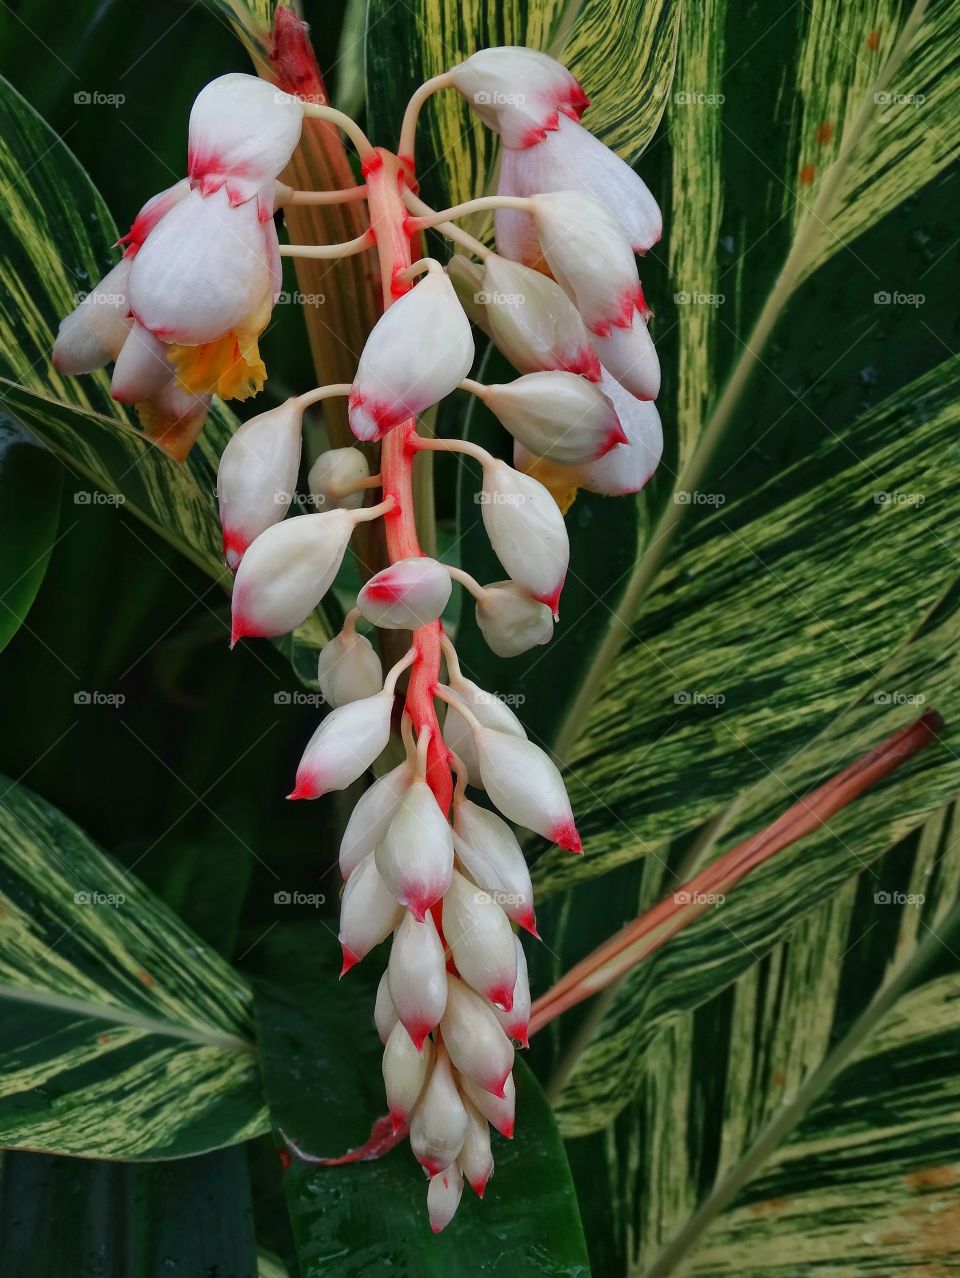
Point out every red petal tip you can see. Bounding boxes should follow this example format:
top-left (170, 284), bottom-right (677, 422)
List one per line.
top-left (469, 1173), bottom-right (490, 1199)
top-left (519, 910), bottom-right (541, 940)
top-left (489, 984), bottom-right (514, 1013)
top-left (339, 946), bottom-right (360, 977)
top-left (286, 782), bottom-right (317, 801)
top-left (500, 1118), bottom-right (515, 1140)
top-left (552, 818), bottom-right (582, 854)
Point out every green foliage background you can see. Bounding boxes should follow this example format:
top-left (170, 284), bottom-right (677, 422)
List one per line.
top-left (0, 0), bottom-right (958, 1274)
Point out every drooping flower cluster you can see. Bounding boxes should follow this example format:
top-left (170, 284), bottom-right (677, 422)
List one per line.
top-left (54, 74), bottom-right (305, 459)
top-left (56, 44), bottom-right (662, 1230)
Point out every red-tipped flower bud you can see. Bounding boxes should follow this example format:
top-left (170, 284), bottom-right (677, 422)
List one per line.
top-left (383, 1021), bottom-right (434, 1131)
top-left (217, 397), bottom-right (303, 569)
top-left (409, 1046), bottom-right (468, 1175)
top-left (479, 459), bottom-right (568, 615)
top-left (453, 797), bottom-right (537, 935)
top-left (388, 910), bottom-right (448, 1051)
top-left (476, 580), bottom-right (554, 658)
top-left (376, 778), bottom-right (454, 920)
top-left (442, 870), bottom-right (518, 1010)
top-left (357, 557), bottom-right (452, 630)
top-left (290, 690), bottom-right (393, 800)
top-left (339, 763), bottom-right (413, 881)
top-left (475, 728), bottom-right (581, 852)
top-left (338, 852), bottom-right (403, 973)
top-left (316, 629), bottom-right (383, 709)
top-left (440, 975), bottom-right (514, 1099)
top-left (478, 371), bottom-right (625, 465)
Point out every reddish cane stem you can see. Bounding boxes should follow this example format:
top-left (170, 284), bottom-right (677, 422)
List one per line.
top-left (529, 708), bottom-right (945, 1034)
top-left (366, 149), bottom-right (452, 814)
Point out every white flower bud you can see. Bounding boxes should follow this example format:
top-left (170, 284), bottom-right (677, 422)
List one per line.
top-left (317, 629), bottom-right (383, 709)
top-left (383, 1021), bottom-right (434, 1130)
top-left (409, 1046), bottom-right (468, 1175)
top-left (479, 459), bottom-right (568, 615)
top-left (376, 779), bottom-right (454, 919)
top-left (458, 1102), bottom-right (494, 1197)
top-left (427, 1161), bottom-right (464, 1233)
top-left (230, 509), bottom-right (354, 642)
top-left (475, 728), bottom-right (581, 852)
top-left (460, 1072), bottom-right (515, 1139)
top-left (338, 852), bottom-right (403, 973)
top-left (442, 871), bottom-right (518, 1010)
top-left (308, 447), bottom-right (370, 511)
top-left (374, 969), bottom-right (399, 1044)
top-left (442, 676), bottom-right (526, 787)
top-left (448, 47), bottom-right (588, 149)
top-left (53, 259), bottom-right (132, 375)
top-left (530, 190), bottom-right (645, 334)
top-left (476, 580), bottom-right (553, 658)
top-left (217, 398), bottom-right (304, 569)
top-left (496, 935), bottom-right (531, 1048)
top-left (478, 255), bottom-right (600, 380)
top-left (110, 322), bottom-right (172, 405)
top-left (590, 312), bottom-right (660, 401)
top-left (496, 114), bottom-right (661, 255)
top-left (453, 797), bottom-right (537, 935)
top-left (357, 557), bottom-right (452, 630)
top-left (340, 763), bottom-right (413, 881)
top-left (478, 371), bottom-right (625, 465)
top-left (388, 911), bottom-right (448, 1051)
top-left (349, 272), bottom-right (474, 441)
top-left (441, 975), bottom-right (514, 1099)
top-left (289, 690), bottom-right (393, 800)
top-left (188, 73), bottom-right (304, 207)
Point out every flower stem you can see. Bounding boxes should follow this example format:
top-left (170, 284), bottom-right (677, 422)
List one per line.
top-left (365, 149), bottom-right (452, 813)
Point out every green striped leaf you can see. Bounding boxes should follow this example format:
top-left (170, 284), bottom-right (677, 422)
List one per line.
top-left (250, 923), bottom-right (590, 1275)
top-left (0, 775), bottom-right (268, 1159)
top-left (563, 806), bottom-right (960, 1274)
top-left (0, 73), bottom-right (334, 679)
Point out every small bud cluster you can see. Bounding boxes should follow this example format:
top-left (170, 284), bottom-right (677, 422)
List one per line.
top-left (54, 41), bottom-right (663, 1229)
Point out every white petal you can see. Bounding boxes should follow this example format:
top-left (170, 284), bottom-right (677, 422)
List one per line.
top-left (231, 509), bottom-right (354, 641)
top-left (497, 114), bottom-right (660, 253)
top-left (388, 911), bottom-right (448, 1051)
top-left (590, 313), bottom-right (660, 400)
top-left (442, 870), bottom-right (518, 1010)
top-left (129, 187), bottom-right (271, 345)
top-left (475, 580), bottom-right (553, 659)
top-left (374, 968), bottom-right (399, 1043)
top-left (574, 368), bottom-right (663, 495)
top-left (479, 458), bottom-right (568, 614)
top-left (340, 763), bottom-right (412, 881)
top-left (120, 180), bottom-right (190, 255)
top-left (317, 630), bottom-right (383, 709)
top-left (376, 780), bottom-right (454, 919)
top-left (348, 272), bottom-right (473, 441)
top-left (440, 975), bottom-right (514, 1098)
top-left (53, 259), bottom-right (132, 374)
top-left (409, 1046), bottom-right (467, 1174)
top-left (110, 322), bottom-right (173, 403)
top-left (383, 1021), bottom-right (434, 1128)
top-left (217, 398), bottom-right (303, 569)
top-left (475, 727), bottom-right (581, 850)
top-left (188, 73), bottom-right (304, 204)
top-left (448, 47), bottom-right (588, 148)
top-left (308, 447), bottom-right (369, 511)
top-left (453, 797), bottom-right (537, 934)
top-left (442, 675), bottom-right (526, 788)
top-left (460, 1072), bottom-right (515, 1139)
top-left (480, 371), bottom-right (625, 465)
top-left (479, 254), bottom-right (600, 379)
top-left (531, 190), bottom-right (643, 333)
top-left (357, 557), bottom-right (452, 630)
top-left (458, 1102), bottom-right (494, 1197)
top-left (291, 690), bottom-right (393, 799)
top-left (338, 852), bottom-right (403, 969)
top-left (495, 935), bottom-right (531, 1047)
top-left (427, 1161), bottom-right (464, 1232)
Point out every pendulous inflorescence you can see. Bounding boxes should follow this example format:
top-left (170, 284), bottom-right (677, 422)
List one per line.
top-left (54, 40), bottom-right (663, 1230)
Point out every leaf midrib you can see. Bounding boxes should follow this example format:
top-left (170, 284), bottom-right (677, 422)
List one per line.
top-left (0, 980), bottom-right (256, 1056)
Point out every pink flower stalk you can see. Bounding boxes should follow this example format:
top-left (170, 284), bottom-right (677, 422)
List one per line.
top-left (56, 37), bottom-right (664, 1229)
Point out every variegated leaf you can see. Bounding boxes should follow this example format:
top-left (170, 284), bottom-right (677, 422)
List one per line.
top-left (0, 775), bottom-right (268, 1159)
